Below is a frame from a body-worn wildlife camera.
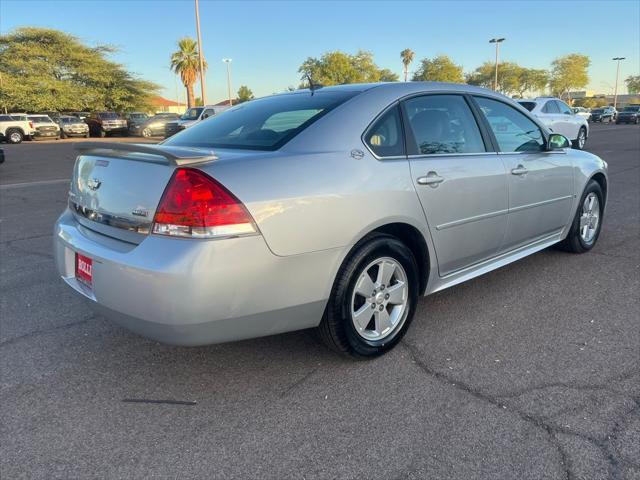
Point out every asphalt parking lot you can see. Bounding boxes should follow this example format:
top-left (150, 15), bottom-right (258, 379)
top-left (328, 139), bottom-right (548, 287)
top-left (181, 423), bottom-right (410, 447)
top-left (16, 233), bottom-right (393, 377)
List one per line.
top-left (1, 124), bottom-right (639, 479)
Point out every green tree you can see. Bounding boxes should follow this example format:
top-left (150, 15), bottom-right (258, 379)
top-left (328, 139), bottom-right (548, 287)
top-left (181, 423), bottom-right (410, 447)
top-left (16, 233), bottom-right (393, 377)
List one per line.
top-left (412, 55), bottom-right (464, 83)
top-left (237, 85), bottom-right (254, 103)
top-left (466, 61), bottom-right (528, 95)
top-left (625, 75), bottom-right (640, 94)
top-left (298, 50), bottom-right (398, 86)
top-left (0, 27), bottom-right (159, 112)
top-left (400, 48), bottom-right (415, 82)
top-left (549, 54), bottom-right (590, 101)
top-left (170, 37), bottom-right (207, 108)
top-left (516, 68), bottom-right (549, 97)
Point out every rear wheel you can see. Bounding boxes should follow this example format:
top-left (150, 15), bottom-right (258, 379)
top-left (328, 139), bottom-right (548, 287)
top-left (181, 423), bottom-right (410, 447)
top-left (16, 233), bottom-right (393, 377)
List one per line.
top-left (6, 129), bottom-right (23, 144)
top-left (572, 127), bottom-right (587, 150)
top-left (318, 234), bottom-right (419, 357)
top-left (142, 127), bottom-right (152, 138)
top-left (99, 129), bottom-right (106, 138)
top-left (558, 180), bottom-right (604, 253)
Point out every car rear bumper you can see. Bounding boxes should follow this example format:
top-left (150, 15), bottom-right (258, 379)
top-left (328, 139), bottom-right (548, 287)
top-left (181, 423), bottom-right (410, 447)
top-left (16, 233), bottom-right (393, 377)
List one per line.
top-left (54, 209), bottom-right (341, 345)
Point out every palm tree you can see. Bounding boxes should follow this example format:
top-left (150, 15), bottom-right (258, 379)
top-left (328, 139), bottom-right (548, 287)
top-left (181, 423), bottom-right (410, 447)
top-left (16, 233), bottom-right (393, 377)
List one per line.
top-left (400, 48), bottom-right (415, 82)
top-left (170, 38), bottom-right (207, 108)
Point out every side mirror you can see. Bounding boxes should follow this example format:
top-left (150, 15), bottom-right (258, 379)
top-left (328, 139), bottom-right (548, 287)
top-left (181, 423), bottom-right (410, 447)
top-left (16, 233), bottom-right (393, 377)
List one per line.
top-left (202, 114), bottom-right (209, 119)
top-left (548, 133), bottom-right (570, 150)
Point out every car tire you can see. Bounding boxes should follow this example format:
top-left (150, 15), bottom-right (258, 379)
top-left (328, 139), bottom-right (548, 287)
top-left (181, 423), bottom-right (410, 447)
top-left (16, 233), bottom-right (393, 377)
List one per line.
top-left (557, 180), bottom-right (604, 254)
top-left (318, 234), bottom-right (419, 358)
top-left (142, 128), bottom-right (152, 138)
top-left (99, 129), bottom-right (106, 138)
top-left (6, 129), bottom-right (23, 144)
top-left (85, 133), bottom-right (90, 138)
top-left (60, 131), bottom-right (66, 139)
top-left (572, 126), bottom-right (587, 150)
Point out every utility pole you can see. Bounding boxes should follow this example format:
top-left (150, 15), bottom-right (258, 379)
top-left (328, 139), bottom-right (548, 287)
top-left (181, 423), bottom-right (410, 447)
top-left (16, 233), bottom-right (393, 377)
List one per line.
top-left (223, 59), bottom-right (233, 106)
top-left (612, 57), bottom-right (625, 109)
top-left (195, 0), bottom-right (207, 105)
top-left (489, 38), bottom-right (505, 91)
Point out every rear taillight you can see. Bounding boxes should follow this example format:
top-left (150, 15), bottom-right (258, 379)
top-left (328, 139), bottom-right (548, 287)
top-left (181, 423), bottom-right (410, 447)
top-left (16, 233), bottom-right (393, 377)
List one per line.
top-left (152, 168), bottom-right (256, 239)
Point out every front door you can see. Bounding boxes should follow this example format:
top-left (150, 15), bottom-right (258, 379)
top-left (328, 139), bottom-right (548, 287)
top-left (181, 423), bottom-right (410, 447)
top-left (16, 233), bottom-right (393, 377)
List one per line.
top-left (402, 94), bottom-right (508, 276)
top-left (473, 96), bottom-right (574, 252)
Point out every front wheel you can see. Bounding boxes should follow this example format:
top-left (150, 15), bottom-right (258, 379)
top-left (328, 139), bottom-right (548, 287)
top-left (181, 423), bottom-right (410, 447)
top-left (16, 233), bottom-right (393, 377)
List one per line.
top-left (142, 128), bottom-right (152, 138)
top-left (558, 180), bottom-right (604, 253)
top-left (7, 129), bottom-right (23, 144)
top-left (318, 234), bottom-right (419, 357)
top-left (572, 127), bottom-right (587, 150)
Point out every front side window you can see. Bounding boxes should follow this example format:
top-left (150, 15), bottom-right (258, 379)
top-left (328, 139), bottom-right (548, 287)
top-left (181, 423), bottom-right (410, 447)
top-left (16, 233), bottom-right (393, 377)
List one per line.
top-left (201, 109), bottom-right (215, 119)
top-left (474, 96), bottom-right (545, 153)
top-left (181, 108), bottom-right (204, 120)
top-left (364, 105), bottom-right (404, 157)
top-left (165, 91), bottom-right (357, 150)
top-left (403, 95), bottom-right (486, 155)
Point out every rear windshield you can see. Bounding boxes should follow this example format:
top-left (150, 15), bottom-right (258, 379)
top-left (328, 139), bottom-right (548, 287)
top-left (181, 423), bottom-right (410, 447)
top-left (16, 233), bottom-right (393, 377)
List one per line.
top-left (164, 91), bottom-right (358, 150)
top-left (99, 112), bottom-right (120, 119)
top-left (517, 102), bottom-right (536, 112)
top-left (592, 109), bottom-right (605, 113)
top-left (623, 106), bottom-right (640, 112)
top-left (28, 116), bottom-right (53, 123)
top-left (129, 113), bottom-right (147, 119)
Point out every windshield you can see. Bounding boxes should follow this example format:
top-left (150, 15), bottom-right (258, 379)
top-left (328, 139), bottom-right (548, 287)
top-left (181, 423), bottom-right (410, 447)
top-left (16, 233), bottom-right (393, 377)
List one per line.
top-left (62, 117), bottom-right (83, 124)
top-left (99, 112), bottom-right (120, 119)
top-left (165, 91), bottom-right (358, 151)
top-left (592, 109), bottom-right (605, 113)
top-left (129, 113), bottom-right (147, 119)
top-left (517, 102), bottom-right (536, 112)
top-left (623, 106), bottom-right (640, 112)
top-left (28, 116), bottom-right (53, 123)
top-left (180, 108), bottom-right (204, 120)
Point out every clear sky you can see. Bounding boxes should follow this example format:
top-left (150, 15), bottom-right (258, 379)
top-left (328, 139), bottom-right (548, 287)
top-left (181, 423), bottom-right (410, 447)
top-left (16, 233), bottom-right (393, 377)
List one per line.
top-left (2, 0), bottom-right (639, 103)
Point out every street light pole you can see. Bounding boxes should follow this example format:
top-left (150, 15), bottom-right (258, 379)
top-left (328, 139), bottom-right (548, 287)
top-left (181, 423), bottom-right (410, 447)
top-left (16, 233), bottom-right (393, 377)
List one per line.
top-left (223, 59), bottom-right (233, 106)
top-left (489, 38), bottom-right (505, 91)
top-left (194, 0), bottom-right (207, 105)
top-left (612, 57), bottom-right (625, 109)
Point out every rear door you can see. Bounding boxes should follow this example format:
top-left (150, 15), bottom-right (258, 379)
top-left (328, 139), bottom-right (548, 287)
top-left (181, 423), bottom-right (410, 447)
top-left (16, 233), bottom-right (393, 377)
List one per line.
top-left (402, 94), bottom-right (508, 276)
top-left (473, 96), bottom-right (574, 252)
top-left (554, 100), bottom-right (579, 140)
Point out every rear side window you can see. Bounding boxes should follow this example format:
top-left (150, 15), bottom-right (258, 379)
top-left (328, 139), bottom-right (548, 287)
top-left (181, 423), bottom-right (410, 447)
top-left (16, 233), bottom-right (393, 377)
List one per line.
top-left (555, 101), bottom-right (573, 115)
top-left (518, 102), bottom-right (536, 112)
top-left (542, 101), bottom-right (560, 114)
top-left (403, 95), bottom-right (486, 155)
top-left (165, 91), bottom-right (358, 151)
top-left (474, 96), bottom-right (545, 153)
top-left (364, 106), bottom-right (405, 157)
top-left (0, 115), bottom-right (12, 121)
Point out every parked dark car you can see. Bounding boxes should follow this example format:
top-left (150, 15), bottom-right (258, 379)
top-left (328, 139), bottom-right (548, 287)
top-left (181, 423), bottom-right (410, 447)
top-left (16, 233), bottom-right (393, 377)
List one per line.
top-left (590, 107), bottom-right (616, 123)
top-left (129, 113), bottom-right (179, 137)
top-left (55, 115), bottom-right (90, 138)
top-left (85, 112), bottom-right (128, 137)
top-left (615, 105), bottom-right (640, 124)
top-left (123, 112), bottom-right (149, 129)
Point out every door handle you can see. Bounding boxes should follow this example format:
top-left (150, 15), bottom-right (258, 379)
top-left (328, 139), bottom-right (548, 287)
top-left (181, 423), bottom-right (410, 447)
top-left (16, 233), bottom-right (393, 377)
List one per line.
top-left (417, 172), bottom-right (444, 186)
top-left (511, 165), bottom-right (528, 176)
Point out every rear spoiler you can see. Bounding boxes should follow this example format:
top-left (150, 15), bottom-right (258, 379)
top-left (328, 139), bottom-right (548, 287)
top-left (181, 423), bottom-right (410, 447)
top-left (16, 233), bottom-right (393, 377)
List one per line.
top-left (74, 142), bottom-right (218, 166)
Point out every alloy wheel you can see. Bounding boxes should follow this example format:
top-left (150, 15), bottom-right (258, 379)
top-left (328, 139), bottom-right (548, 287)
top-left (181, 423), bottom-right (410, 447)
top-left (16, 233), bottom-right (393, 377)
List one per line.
top-left (350, 257), bottom-right (409, 341)
top-left (579, 192), bottom-right (600, 244)
top-left (9, 132), bottom-right (22, 143)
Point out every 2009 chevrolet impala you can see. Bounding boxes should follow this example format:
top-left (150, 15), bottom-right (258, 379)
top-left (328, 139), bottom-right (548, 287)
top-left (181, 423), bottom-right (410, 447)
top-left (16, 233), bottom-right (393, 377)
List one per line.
top-left (54, 82), bottom-right (608, 357)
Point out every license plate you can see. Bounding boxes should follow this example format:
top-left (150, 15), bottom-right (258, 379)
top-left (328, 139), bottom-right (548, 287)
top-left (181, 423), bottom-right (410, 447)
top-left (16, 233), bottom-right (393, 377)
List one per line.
top-left (75, 253), bottom-right (93, 287)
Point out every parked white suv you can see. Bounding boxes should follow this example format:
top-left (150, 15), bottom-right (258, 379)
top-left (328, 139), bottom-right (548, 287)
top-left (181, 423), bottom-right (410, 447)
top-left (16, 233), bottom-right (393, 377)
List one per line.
top-left (0, 114), bottom-right (35, 144)
top-left (518, 97), bottom-right (589, 150)
top-left (164, 105), bottom-right (230, 138)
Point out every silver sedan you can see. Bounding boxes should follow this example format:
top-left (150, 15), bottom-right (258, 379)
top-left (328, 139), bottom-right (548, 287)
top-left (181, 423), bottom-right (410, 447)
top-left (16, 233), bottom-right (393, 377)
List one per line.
top-left (54, 82), bottom-right (608, 357)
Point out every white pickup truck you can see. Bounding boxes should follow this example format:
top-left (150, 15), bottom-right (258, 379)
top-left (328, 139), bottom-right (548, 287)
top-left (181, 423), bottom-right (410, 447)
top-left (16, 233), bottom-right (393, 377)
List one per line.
top-left (0, 114), bottom-right (35, 144)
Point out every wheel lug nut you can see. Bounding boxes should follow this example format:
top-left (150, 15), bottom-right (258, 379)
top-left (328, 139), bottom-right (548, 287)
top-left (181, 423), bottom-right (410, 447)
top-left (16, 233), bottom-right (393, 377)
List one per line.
top-left (379, 305), bottom-right (384, 311)
top-left (371, 303), bottom-right (375, 309)
top-left (385, 294), bottom-right (389, 300)
top-left (381, 285), bottom-right (385, 290)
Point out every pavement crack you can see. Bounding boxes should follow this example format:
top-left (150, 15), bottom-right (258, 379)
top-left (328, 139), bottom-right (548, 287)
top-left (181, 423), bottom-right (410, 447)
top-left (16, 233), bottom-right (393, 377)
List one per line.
top-left (280, 368), bottom-right (317, 398)
top-left (401, 341), bottom-right (571, 480)
top-left (0, 314), bottom-right (98, 347)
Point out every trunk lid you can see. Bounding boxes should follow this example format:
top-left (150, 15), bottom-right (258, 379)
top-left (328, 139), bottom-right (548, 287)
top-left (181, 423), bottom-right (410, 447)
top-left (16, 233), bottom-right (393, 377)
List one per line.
top-left (69, 143), bottom-right (218, 244)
